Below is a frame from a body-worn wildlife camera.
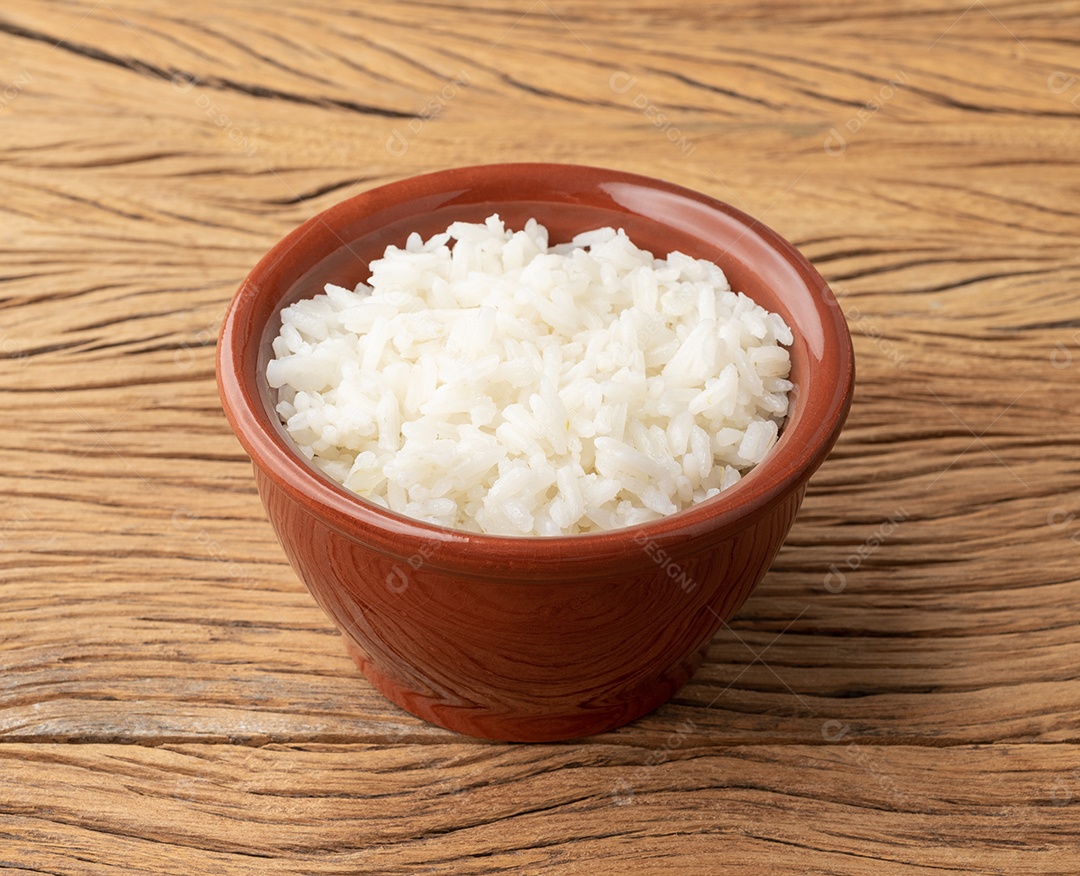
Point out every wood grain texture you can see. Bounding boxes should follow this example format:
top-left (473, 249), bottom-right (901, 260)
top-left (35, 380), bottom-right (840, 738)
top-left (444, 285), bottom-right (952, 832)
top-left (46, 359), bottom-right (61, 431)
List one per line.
top-left (2, 0), bottom-right (1079, 871)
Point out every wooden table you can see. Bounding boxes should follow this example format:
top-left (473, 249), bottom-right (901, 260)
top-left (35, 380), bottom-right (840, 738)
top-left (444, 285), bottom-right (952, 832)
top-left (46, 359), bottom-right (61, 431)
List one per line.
top-left (3, 1), bottom-right (1078, 872)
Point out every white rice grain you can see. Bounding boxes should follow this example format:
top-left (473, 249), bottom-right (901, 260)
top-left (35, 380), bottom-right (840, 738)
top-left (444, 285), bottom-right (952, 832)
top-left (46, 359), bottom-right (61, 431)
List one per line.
top-left (267, 215), bottom-right (792, 535)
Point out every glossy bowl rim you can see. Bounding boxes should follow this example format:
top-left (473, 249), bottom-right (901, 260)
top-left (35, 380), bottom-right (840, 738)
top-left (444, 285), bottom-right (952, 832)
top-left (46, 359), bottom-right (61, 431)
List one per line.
top-left (217, 162), bottom-right (854, 573)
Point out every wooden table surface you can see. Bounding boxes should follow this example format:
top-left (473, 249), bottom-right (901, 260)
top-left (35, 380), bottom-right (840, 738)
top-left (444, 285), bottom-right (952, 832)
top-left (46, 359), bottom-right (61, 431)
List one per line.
top-left (3, 1), bottom-right (1079, 872)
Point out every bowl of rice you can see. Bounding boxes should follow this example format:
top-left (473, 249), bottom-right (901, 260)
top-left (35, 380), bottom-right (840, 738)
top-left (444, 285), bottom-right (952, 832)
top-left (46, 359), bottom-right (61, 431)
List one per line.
top-left (217, 163), bottom-right (854, 742)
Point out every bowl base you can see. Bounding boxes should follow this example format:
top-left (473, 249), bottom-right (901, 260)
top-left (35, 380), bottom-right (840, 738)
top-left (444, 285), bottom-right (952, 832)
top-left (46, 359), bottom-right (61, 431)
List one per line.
top-left (343, 636), bottom-right (704, 743)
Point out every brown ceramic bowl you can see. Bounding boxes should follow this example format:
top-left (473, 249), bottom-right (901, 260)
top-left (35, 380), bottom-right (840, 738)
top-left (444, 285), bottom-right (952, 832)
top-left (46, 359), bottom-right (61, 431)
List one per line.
top-left (217, 163), bottom-right (854, 742)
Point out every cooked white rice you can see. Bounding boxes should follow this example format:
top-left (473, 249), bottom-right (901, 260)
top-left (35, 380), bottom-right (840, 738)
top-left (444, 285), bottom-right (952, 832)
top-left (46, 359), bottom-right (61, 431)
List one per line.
top-left (267, 215), bottom-right (793, 536)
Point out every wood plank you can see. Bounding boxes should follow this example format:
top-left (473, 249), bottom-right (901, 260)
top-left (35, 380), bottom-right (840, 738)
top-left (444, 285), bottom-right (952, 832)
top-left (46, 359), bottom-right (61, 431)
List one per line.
top-left (2, 742), bottom-right (1079, 874)
top-left (3, 0), bottom-right (1080, 870)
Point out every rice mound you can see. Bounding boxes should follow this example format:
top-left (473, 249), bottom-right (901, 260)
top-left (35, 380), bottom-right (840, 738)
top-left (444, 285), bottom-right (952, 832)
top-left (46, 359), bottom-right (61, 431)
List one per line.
top-left (267, 215), bottom-right (793, 536)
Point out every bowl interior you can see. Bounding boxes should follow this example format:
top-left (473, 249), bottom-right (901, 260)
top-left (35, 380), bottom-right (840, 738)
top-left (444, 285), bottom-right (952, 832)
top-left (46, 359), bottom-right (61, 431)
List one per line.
top-left (222, 164), bottom-right (853, 562)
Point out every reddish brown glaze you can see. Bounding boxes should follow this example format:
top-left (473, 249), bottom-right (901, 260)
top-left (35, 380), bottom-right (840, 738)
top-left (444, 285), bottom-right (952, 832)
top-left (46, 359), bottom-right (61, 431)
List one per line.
top-left (217, 164), bottom-right (854, 742)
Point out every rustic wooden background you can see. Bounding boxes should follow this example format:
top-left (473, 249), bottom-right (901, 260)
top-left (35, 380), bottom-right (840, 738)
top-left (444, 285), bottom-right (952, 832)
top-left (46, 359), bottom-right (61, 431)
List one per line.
top-left (3, 0), bottom-right (1079, 872)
